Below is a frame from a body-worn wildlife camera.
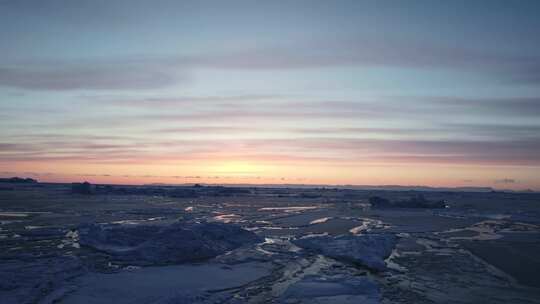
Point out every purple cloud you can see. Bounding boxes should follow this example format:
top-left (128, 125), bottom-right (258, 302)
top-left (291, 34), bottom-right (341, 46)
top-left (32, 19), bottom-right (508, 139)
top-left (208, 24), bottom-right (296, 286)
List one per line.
top-left (2, 137), bottom-right (539, 166)
top-left (1, 37), bottom-right (540, 91)
top-left (0, 60), bottom-right (186, 90)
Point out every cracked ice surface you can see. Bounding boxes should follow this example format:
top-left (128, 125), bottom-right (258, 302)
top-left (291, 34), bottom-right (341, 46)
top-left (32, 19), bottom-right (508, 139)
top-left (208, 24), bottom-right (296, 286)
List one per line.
top-left (1, 183), bottom-right (540, 303)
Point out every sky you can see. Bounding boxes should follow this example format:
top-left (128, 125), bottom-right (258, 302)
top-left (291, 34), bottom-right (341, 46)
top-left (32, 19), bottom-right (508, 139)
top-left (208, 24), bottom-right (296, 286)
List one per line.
top-left (1, 0), bottom-right (540, 190)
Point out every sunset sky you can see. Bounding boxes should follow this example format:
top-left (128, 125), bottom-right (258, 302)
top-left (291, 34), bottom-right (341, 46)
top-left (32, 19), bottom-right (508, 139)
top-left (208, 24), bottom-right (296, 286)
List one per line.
top-left (1, 1), bottom-right (540, 189)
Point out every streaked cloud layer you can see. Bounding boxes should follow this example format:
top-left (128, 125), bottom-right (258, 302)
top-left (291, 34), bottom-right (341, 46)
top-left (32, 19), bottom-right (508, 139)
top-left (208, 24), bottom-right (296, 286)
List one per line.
top-left (1, 0), bottom-right (540, 189)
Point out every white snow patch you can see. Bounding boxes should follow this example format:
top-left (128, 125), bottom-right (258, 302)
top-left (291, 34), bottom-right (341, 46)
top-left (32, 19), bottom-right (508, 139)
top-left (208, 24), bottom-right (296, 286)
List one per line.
top-left (0, 212), bottom-right (30, 217)
top-left (349, 218), bottom-right (389, 235)
top-left (212, 213), bottom-right (243, 223)
top-left (310, 217), bottom-right (332, 225)
top-left (258, 206), bottom-right (318, 212)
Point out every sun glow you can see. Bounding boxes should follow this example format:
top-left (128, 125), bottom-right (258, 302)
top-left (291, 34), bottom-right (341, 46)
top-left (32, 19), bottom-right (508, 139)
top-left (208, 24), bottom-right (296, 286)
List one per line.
top-left (210, 161), bottom-right (263, 176)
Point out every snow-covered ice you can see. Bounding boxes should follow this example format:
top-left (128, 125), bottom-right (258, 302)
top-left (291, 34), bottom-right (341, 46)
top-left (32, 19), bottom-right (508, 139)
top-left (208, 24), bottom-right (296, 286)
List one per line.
top-left (294, 233), bottom-right (397, 271)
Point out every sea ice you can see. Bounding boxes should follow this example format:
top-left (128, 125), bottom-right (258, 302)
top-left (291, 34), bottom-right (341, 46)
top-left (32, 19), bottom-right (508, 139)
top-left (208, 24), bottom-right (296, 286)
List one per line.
top-left (60, 262), bottom-right (272, 304)
top-left (280, 275), bottom-right (380, 304)
top-left (293, 233), bottom-right (397, 271)
top-left (78, 221), bottom-right (262, 265)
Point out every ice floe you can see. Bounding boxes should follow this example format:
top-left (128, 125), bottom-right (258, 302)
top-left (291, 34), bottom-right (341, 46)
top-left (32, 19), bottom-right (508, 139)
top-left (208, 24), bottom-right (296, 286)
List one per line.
top-left (78, 221), bottom-right (262, 265)
top-left (280, 275), bottom-right (380, 304)
top-left (60, 262), bottom-right (272, 304)
top-left (294, 233), bottom-right (397, 271)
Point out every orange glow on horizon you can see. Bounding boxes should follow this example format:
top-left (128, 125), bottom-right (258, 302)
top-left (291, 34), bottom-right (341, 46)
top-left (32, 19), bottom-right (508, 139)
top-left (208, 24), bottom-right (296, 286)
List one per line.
top-left (2, 158), bottom-right (539, 190)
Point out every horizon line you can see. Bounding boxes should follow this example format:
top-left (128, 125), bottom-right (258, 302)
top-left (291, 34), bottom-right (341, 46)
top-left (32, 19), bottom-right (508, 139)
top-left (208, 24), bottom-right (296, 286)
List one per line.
top-left (4, 176), bottom-right (538, 193)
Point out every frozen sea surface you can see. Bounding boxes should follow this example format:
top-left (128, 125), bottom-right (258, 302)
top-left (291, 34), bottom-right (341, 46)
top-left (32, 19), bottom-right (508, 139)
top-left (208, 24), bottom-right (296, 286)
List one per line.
top-left (60, 262), bottom-right (272, 304)
top-left (1, 183), bottom-right (540, 303)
